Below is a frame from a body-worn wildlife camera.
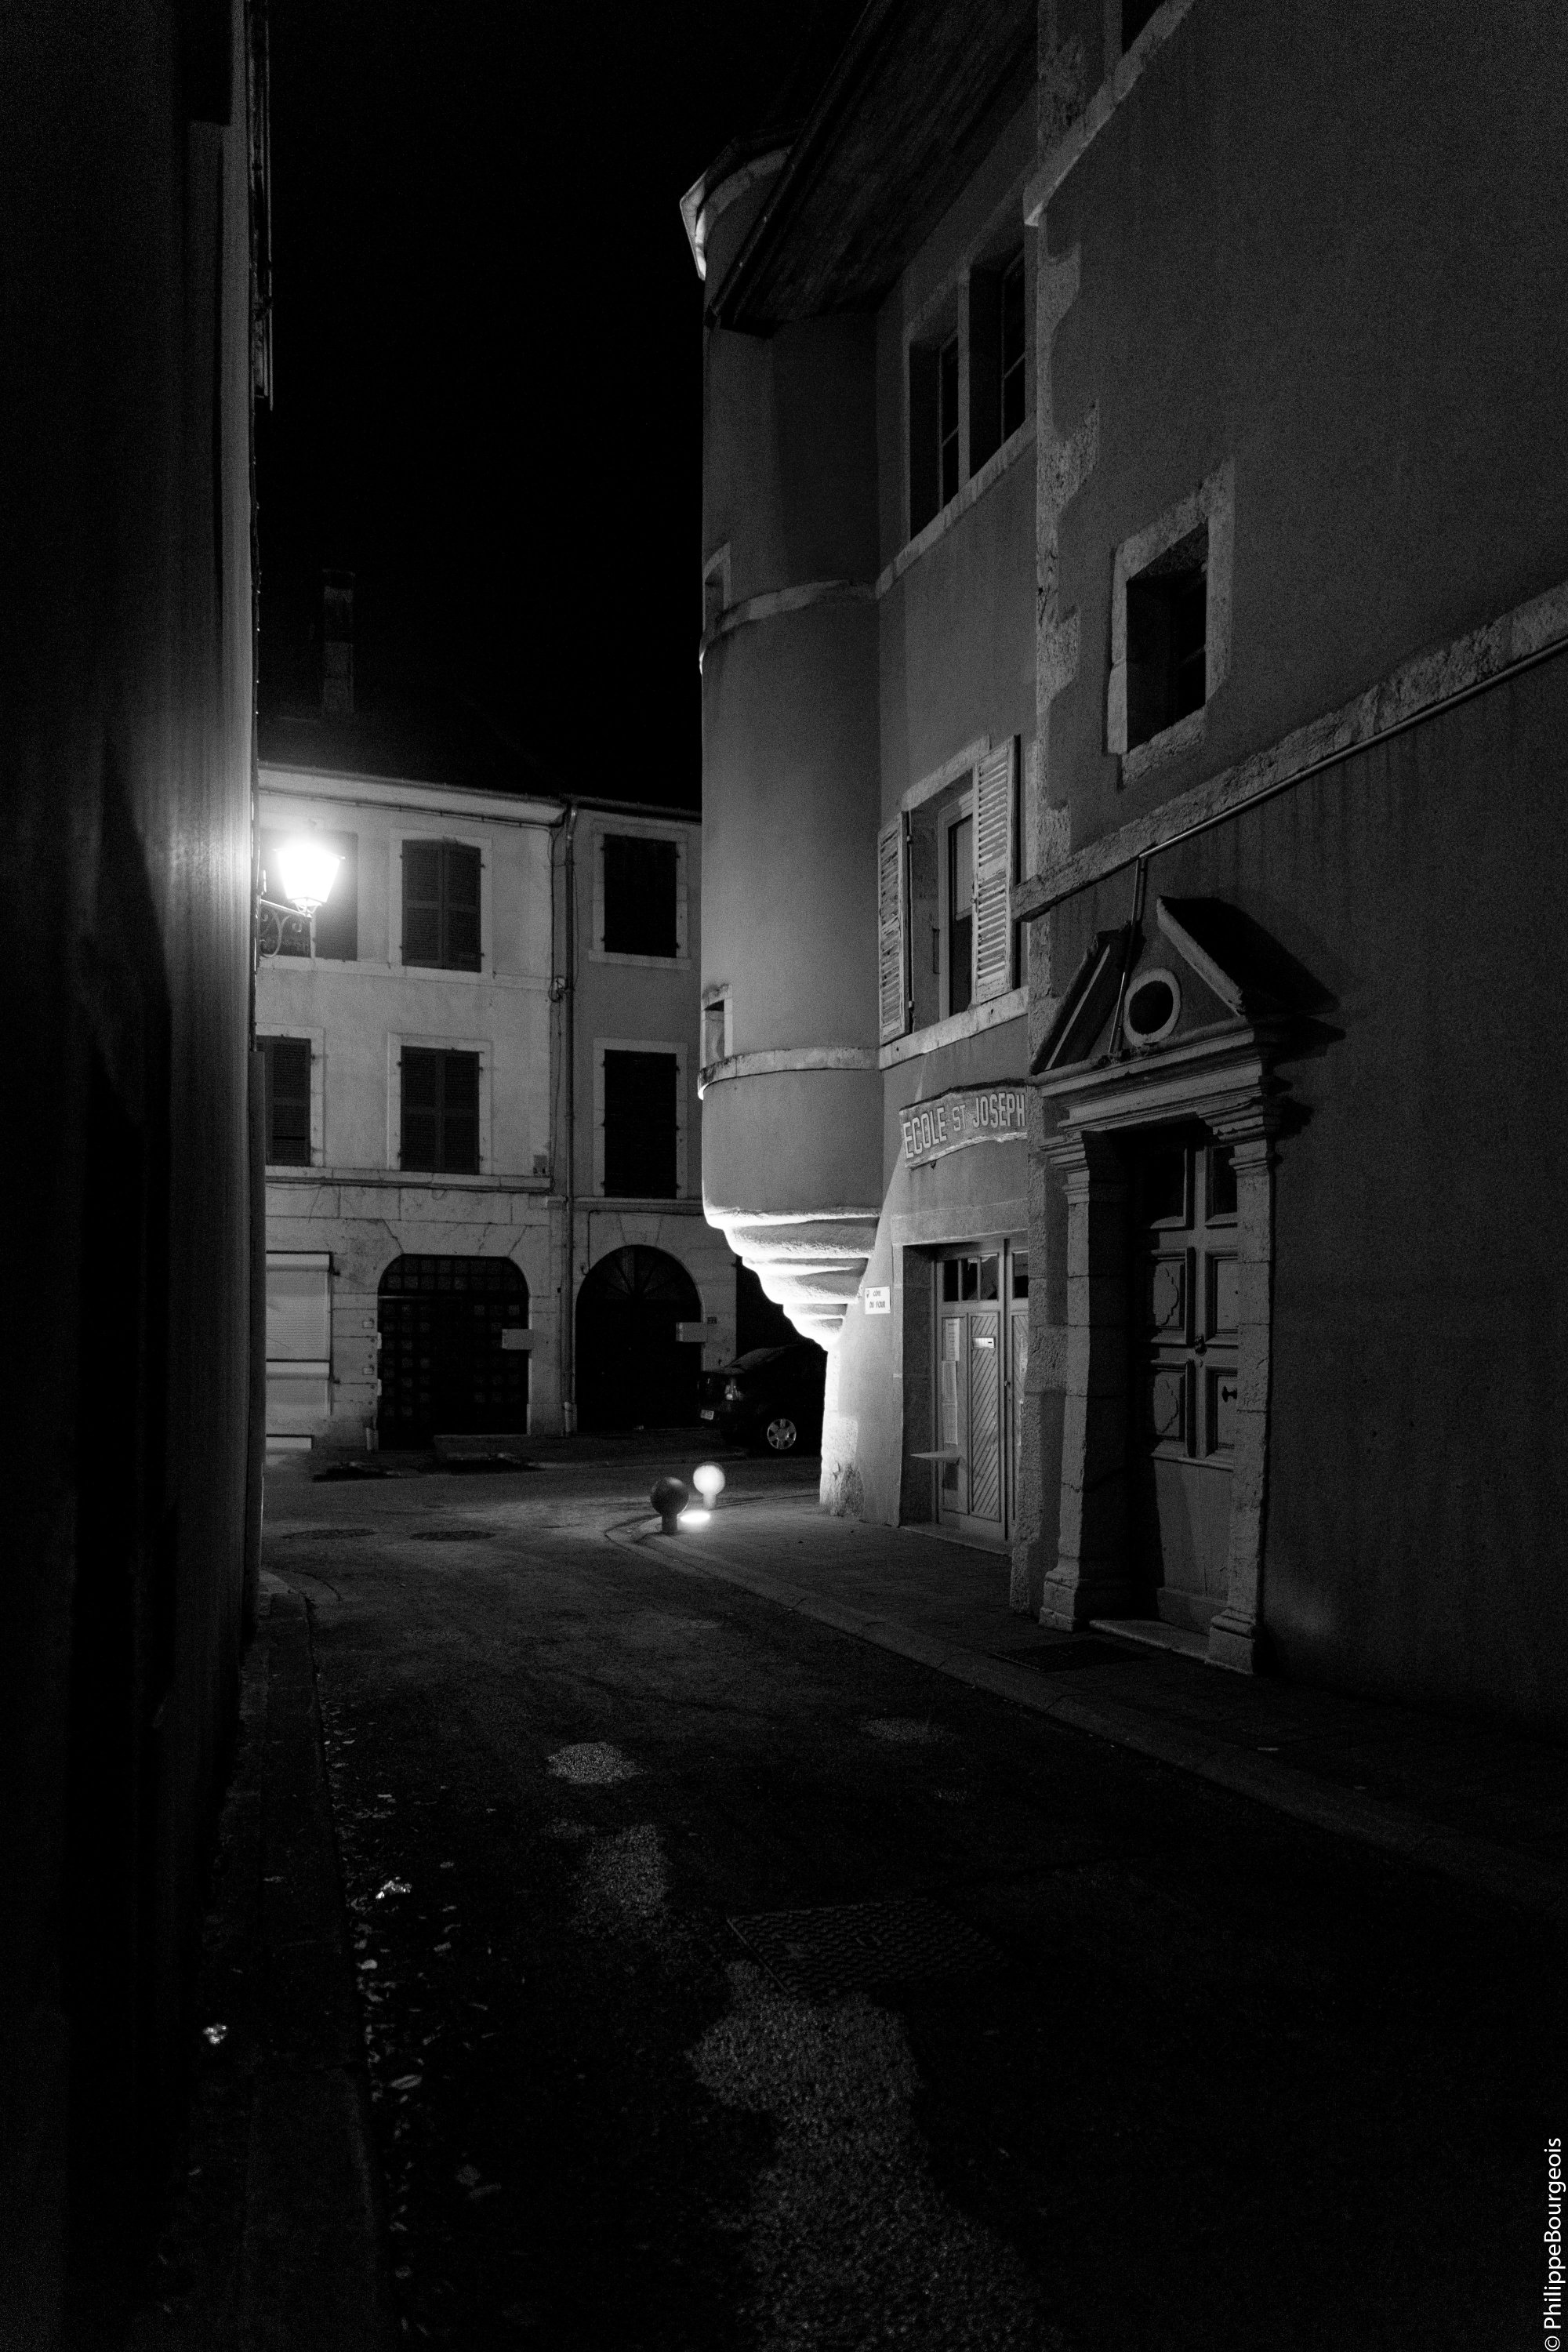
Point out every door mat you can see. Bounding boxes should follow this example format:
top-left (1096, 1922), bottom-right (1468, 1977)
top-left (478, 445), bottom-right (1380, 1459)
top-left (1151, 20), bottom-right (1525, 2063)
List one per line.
top-left (728, 1896), bottom-right (1004, 2002)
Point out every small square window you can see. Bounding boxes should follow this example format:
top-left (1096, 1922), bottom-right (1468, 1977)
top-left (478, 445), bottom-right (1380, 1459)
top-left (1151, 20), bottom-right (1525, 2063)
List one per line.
top-left (1126, 526), bottom-right (1207, 750)
top-left (401, 1047), bottom-right (480, 1174)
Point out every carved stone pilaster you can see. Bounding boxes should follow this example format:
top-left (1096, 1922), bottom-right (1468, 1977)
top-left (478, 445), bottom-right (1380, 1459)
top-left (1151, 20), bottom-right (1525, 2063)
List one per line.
top-left (1036, 1128), bottom-right (1142, 1629)
top-left (1202, 1112), bottom-right (1279, 1675)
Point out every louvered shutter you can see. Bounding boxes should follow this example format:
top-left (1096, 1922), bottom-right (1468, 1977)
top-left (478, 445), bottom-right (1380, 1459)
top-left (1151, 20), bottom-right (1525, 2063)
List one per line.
top-left (972, 738), bottom-right (1015, 1003)
top-left (877, 816), bottom-right (908, 1044)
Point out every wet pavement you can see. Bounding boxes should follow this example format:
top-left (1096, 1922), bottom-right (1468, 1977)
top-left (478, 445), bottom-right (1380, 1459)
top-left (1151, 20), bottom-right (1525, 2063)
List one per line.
top-left (121, 1442), bottom-right (1552, 2349)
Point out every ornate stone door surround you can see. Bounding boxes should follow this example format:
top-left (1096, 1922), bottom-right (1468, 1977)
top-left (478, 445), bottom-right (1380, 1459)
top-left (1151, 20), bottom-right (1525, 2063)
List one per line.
top-left (1033, 1019), bottom-right (1287, 1675)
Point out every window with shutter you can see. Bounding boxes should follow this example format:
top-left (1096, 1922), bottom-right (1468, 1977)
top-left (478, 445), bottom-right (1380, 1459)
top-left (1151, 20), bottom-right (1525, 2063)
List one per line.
top-left (402, 839), bottom-right (482, 971)
top-left (971, 738), bottom-right (1015, 1003)
top-left (877, 817), bottom-right (909, 1044)
top-left (400, 1047), bottom-right (481, 1173)
top-left (260, 1035), bottom-right (312, 1165)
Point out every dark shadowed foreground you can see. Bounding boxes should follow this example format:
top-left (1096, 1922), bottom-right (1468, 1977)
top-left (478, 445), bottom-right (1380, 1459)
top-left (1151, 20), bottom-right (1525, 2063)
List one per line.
top-left (143, 1451), bottom-right (1548, 2350)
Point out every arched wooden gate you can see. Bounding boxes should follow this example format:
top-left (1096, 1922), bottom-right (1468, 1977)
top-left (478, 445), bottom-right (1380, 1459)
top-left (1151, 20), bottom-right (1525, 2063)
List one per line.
top-left (575, 1245), bottom-right (701, 1430)
top-left (378, 1254), bottom-right (529, 1445)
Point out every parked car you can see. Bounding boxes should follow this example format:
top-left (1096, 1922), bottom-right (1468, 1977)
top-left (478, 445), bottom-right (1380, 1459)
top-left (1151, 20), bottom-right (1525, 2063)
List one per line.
top-left (698, 1342), bottom-right (826, 1455)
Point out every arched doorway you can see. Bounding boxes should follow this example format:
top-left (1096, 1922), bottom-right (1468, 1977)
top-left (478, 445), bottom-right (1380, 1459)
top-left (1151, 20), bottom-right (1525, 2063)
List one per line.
top-left (575, 1245), bottom-right (701, 1430)
top-left (378, 1254), bottom-right (529, 1446)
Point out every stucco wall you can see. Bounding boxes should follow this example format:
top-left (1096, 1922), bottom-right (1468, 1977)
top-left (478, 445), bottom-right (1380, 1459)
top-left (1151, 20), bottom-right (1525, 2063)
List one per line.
top-left (702, 601), bottom-right (881, 1069)
top-left (1045, 0), bottom-right (1568, 856)
top-left (1046, 661), bottom-right (1568, 1729)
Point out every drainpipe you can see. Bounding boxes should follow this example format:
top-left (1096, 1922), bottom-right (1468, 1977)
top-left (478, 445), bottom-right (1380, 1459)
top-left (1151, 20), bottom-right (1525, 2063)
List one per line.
top-left (559, 805), bottom-right (579, 1433)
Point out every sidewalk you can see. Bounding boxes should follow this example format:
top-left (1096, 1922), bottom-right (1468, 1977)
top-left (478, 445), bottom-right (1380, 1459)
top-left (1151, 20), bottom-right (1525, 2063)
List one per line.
top-left (122, 1583), bottom-right (394, 2352)
top-left (612, 1491), bottom-right (1565, 1920)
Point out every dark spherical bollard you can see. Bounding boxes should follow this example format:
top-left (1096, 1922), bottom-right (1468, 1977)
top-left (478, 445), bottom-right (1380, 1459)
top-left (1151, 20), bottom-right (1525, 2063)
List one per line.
top-left (650, 1475), bottom-right (689, 1535)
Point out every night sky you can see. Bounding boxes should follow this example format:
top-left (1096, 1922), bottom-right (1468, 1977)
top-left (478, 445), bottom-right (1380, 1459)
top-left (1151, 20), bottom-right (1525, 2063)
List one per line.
top-left (256, 2), bottom-right (860, 809)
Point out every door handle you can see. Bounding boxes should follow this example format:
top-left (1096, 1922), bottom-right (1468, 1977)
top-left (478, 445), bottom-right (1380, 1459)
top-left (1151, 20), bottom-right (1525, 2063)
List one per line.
top-left (1192, 1336), bottom-right (1207, 1357)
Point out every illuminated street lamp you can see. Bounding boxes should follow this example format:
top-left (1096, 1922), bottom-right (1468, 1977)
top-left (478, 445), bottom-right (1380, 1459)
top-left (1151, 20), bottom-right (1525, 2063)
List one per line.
top-left (257, 836), bottom-right (342, 956)
top-left (691, 1462), bottom-right (726, 1510)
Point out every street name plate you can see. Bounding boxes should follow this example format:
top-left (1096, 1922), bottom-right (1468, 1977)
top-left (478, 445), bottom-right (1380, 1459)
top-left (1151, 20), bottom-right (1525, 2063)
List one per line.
top-left (862, 1286), bottom-right (891, 1315)
top-left (899, 1083), bottom-right (1027, 1168)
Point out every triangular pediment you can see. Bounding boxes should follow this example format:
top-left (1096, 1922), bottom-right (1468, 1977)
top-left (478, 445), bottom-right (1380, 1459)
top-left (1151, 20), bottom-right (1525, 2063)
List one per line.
top-left (1031, 896), bottom-right (1286, 1077)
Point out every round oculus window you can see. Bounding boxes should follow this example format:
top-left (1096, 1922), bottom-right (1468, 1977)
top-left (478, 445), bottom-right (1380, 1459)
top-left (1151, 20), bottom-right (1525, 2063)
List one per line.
top-left (1123, 967), bottom-right (1181, 1047)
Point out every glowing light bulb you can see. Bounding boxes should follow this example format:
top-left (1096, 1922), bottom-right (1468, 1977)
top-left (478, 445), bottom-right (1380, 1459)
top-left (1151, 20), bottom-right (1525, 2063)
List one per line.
top-left (274, 837), bottom-right (342, 913)
top-left (691, 1461), bottom-right (726, 1506)
top-left (677, 1506), bottom-right (710, 1528)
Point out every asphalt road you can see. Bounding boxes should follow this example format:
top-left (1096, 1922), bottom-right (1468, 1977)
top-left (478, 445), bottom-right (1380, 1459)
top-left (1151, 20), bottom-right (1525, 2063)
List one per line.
top-left (265, 1450), bottom-right (1547, 2352)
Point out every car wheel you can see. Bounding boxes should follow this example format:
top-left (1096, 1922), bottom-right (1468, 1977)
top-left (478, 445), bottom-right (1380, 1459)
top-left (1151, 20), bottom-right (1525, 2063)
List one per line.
top-left (763, 1415), bottom-right (799, 1454)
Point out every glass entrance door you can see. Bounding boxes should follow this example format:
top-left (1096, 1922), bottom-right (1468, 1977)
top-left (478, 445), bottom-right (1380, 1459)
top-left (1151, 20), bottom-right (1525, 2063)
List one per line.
top-left (935, 1241), bottom-right (1028, 1544)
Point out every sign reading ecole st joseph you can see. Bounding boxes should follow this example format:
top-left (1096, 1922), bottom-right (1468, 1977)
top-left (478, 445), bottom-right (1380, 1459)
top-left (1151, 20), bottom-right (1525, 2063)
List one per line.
top-left (898, 1083), bottom-right (1028, 1168)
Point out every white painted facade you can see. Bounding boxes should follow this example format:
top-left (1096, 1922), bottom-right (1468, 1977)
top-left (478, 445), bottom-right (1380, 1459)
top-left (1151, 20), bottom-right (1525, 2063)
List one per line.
top-left (257, 765), bottom-right (732, 1451)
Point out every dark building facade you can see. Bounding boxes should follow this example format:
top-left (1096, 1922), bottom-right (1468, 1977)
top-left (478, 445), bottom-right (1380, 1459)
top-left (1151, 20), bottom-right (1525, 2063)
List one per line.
top-left (691, 0), bottom-right (1566, 1733)
top-left (1018, 0), bottom-right (1568, 1728)
top-left (2, 2), bottom-right (263, 2336)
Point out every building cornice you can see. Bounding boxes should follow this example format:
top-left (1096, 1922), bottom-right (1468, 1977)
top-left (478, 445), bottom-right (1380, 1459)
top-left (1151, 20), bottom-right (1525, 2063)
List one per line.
top-left (697, 1044), bottom-right (877, 1099)
top-left (260, 766), bottom-right (699, 830)
top-left (1016, 573), bottom-right (1568, 923)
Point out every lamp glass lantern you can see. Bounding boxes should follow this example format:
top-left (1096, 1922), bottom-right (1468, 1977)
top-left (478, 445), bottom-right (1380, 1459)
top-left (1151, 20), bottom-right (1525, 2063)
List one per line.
top-left (272, 838), bottom-right (343, 914)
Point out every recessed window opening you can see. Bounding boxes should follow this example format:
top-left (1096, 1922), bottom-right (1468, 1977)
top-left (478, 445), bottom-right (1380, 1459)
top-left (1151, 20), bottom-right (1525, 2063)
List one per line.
top-left (603, 1050), bottom-right (679, 1197)
top-left (403, 839), bottom-right (481, 971)
top-left (602, 834), bottom-right (678, 957)
top-left (938, 332), bottom-right (960, 508)
top-left (969, 249), bottom-right (1027, 473)
top-left (909, 309), bottom-right (960, 538)
top-left (1126, 526), bottom-right (1207, 749)
top-left (702, 993), bottom-right (729, 1067)
top-left (1000, 252), bottom-right (1026, 440)
top-left (947, 811), bottom-right (974, 1018)
top-left (260, 1035), bottom-right (311, 1165)
top-left (601, 842), bottom-right (677, 960)
top-left (401, 1047), bottom-right (480, 1174)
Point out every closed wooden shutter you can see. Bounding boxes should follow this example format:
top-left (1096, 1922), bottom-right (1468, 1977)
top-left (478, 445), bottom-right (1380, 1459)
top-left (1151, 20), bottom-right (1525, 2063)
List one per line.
top-left (877, 816), bottom-right (908, 1044)
top-left (972, 738), bottom-right (1015, 1003)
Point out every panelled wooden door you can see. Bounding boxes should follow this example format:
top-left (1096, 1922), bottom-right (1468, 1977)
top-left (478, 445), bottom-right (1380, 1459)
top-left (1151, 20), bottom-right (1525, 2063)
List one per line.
top-left (935, 1242), bottom-right (1028, 1544)
top-left (1132, 1131), bottom-right (1239, 1630)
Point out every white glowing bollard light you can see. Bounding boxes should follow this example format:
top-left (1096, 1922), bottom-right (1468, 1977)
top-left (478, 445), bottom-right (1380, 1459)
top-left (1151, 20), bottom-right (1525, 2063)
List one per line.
top-left (273, 836), bottom-right (343, 913)
top-left (691, 1462), bottom-right (726, 1508)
